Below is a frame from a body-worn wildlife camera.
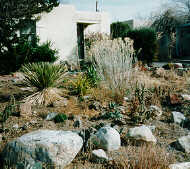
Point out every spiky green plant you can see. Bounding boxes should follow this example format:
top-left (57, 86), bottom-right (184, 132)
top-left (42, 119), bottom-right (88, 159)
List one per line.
top-left (21, 62), bottom-right (65, 91)
top-left (20, 62), bottom-right (65, 105)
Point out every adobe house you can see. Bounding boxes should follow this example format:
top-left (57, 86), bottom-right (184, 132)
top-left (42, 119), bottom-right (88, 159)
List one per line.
top-left (21, 4), bottom-right (110, 62)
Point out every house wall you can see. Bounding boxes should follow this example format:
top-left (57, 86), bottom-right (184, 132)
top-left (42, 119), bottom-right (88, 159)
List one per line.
top-left (36, 5), bottom-right (77, 61)
top-left (36, 4), bottom-right (110, 62)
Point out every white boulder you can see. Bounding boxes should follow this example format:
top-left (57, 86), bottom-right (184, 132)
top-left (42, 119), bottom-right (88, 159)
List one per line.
top-left (90, 126), bottom-right (121, 151)
top-left (126, 125), bottom-right (157, 143)
top-left (172, 111), bottom-right (186, 125)
top-left (169, 162), bottom-right (190, 169)
top-left (1, 130), bottom-right (83, 169)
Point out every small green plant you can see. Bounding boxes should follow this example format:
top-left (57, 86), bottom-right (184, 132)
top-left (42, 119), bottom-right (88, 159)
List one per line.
top-left (85, 64), bottom-right (100, 87)
top-left (101, 111), bottom-right (123, 120)
top-left (71, 74), bottom-right (91, 96)
top-left (0, 95), bottom-right (17, 130)
top-left (54, 113), bottom-right (68, 123)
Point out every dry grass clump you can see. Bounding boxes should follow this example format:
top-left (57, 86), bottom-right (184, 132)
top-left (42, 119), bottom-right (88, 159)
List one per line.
top-left (106, 144), bottom-right (175, 169)
top-left (87, 38), bottom-right (135, 102)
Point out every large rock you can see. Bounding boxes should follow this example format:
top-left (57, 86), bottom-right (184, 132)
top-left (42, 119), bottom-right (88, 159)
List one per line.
top-left (173, 135), bottom-right (190, 153)
top-left (91, 149), bottom-right (109, 163)
top-left (90, 126), bottom-right (121, 151)
top-left (1, 130), bottom-right (83, 169)
top-left (126, 125), bottom-right (157, 143)
top-left (169, 162), bottom-right (190, 169)
top-left (172, 111), bottom-right (186, 125)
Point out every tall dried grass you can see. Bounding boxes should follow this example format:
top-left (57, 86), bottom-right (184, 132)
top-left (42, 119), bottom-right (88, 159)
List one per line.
top-left (87, 38), bottom-right (136, 101)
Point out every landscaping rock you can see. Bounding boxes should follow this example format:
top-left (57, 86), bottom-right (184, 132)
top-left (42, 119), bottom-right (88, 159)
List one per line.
top-left (172, 111), bottom-right (186, 125)
top-left (45, 112), bottom-right (58, 121)
top-left (53, 98), bottom-right (68, 107)
top-left (19, 102), bottom-right (32, 116)
top-left (169, 162), bottom-right (190, 169)
top-left (90, 126), bottom-right (121, 151)
top-left (148, 105), bottom-right (162, 117)
top-left (1, 130), bottom-right (83, 169)
top-left (91, 149), bottom-right (109, 163)
top-left (12, 124), bottom-right (19, 130)
top-left (126, 125), bottom-right (157, 143)
top-left (73, 116), bottom-right (82, 128)
top-left (181, 94), bottom-right (190, 101)
top-left (172, 135), bottom-right (190, 153)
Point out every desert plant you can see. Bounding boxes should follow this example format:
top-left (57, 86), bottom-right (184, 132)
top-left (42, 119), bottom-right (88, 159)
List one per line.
top-left (126, 27), bottom-right (158, 65)
top-left (21, 62), bottom-right (65, 105)
top-left (21, 62), bottom-right (64, 90)
top-left (54, 113), bottom-right (68, 123)
top-left (0, 95), bottom-right (17, 130)
top-left (70, 74), bottom-right (91, 96)
top-left (87, 38), bottom-right (136, 102)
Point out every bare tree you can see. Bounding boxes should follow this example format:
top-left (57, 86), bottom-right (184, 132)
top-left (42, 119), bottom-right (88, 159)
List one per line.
top-left (170, 0), bottom-right (190, 22)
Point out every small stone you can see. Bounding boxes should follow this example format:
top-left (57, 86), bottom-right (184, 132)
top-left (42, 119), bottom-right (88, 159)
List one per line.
top-left (73, 116), bottom-right (82, 128)
top-left (123, 97), bottom-right (129, 101)
top-left (45, 112), bottom-right (58, 121)
top-left (53, 98), bottom-right (68, 107)
top-left (13, 124), bottom-right (19, 129)
top-left (181, 94), bottom-right (190, 101)
top-left (169, 162), bottom-right (190, 169)
top-left (170, 94), bottom-right (182, 105)
top-left (126, 125), bottom-right (157, 143)
top-left (172, 111), bottom-right (186, 125)
top-left (91, 149), bottom-right (109, 163)
top-left (19, 102), bottom-right (32, 116)
top-left (146, 125), bottom-right (156, 132)
top-left (172, 135), bottom-right (190, 153)
top-left (149, 105), bottom-right (162, 117)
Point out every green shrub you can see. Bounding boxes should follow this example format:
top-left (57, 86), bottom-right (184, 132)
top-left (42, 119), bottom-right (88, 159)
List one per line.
top-left (54, 113), bottom-right (68, 123)
top-left (0, 37), bottom-right (58, 74)
top-left (126, 27), bottom-right (158, 64)
top-left (111, 21), bottom-right (131, 39)
top-left (70, 74), bottom-right (90, 96)
top-left (21, 62), bottom-right (64, 91)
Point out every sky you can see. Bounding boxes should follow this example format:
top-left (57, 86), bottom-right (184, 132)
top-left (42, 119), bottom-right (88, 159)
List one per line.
top-left (60, 0), bottom-right (169, 24)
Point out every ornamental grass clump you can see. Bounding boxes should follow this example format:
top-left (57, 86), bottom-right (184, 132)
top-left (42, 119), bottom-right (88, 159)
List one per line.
top-left (87, 38), bottom-right (136, 100)
top-left (21, 62), bottom-right (65, 105)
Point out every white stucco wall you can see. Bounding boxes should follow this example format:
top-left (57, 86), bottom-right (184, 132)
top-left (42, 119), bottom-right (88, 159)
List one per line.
top-left (36, 4), bottom-right (110, 62)
top-left (37, 5), bottom-right (77, 61)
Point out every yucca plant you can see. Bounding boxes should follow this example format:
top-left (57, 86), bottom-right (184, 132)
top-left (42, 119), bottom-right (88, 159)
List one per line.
top-left (21, 62), bottom-right (65, 105)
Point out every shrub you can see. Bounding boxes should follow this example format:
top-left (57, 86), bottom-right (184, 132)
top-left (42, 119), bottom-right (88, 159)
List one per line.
top-left (0, 37), bottom-right (58, 74)
top-left (21, 62), bottom-right (65, 105)
top-left (21, 62), bottom-right (64, 91)
top-left (111, 21), bottom-right (131, 39)
top-left (87, 38), bottom-right (135, 101)
top-left (70, 74), bottom-right (91, 96)
top-left (126, 27), bottom-right (158, 65)
top-left (54, 113), bottom-right (68, 123)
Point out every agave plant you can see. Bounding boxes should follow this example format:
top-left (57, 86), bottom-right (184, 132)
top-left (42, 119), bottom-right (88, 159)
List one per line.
top-left (21, 62), bottom-right (65, 105)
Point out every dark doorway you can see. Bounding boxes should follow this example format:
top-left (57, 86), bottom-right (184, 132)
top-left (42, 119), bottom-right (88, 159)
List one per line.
top-left (77, 23), bottom-right (85, 60)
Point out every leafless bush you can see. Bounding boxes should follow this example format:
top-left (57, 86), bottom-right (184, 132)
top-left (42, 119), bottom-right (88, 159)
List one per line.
top-left (87, 38), bottom-right (136, 100)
